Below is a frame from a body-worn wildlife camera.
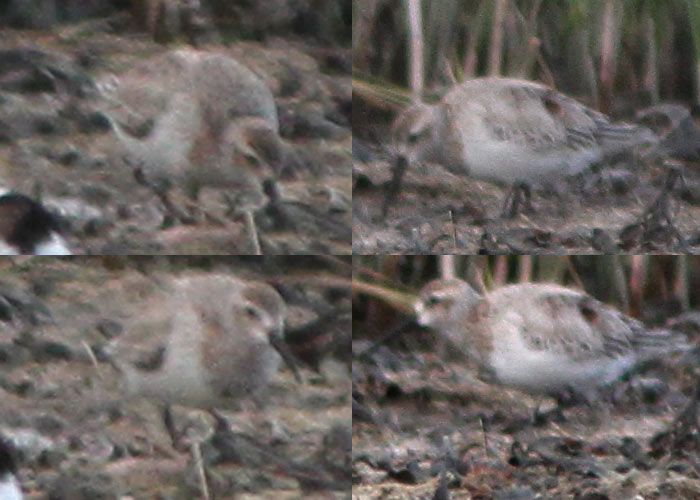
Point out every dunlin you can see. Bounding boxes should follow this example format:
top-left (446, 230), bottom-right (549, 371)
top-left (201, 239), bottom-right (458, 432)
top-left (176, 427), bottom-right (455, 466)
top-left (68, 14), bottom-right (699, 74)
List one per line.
top-left (385, 77), bottom-right (656, 216)
top-left (0, 188), bottom-right (71, 255)
top-left (107, 273), bottom-right (304, 498)
top-left (117, 274), bottom-right (299, 408)
top-left (101, 50), bottom-right (284, 222)
top-left (414, 278), bottom-right (688, 398)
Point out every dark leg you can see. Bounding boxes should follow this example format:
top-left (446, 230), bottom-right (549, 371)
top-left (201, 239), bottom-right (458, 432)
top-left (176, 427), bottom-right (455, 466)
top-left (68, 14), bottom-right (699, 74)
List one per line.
top-left (162, 404), bottom-right (181, 449)
top-left (133, 167), bottom-right (197, 225)
top-left (638, 167), bottom-right (686, 248)
top-left (502, 182), bottom-right (533, 218)
top-left (531, 397), bottom-right (566, 426)
top-left (157, 190), bottom-right (197, 226)
top-left (381, 155), bottom-right (409, 218)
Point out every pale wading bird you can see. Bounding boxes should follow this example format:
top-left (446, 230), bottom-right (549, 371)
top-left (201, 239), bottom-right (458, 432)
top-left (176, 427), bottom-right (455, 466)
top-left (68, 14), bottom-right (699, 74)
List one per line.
top-left (0, 188), bottom-right (71, 255)
top-left (413, 278), bottom-right (690, 409)
top-left (0, 437), bottom-right (22, 500)
top-left (101, 49), bottom-right (287, 252)
top-left (116, 274), bottom-right (300, 412)
top-left (384, 77), bottom-right (657, 217)
top-left (110, 273), bottom-right (301, 498)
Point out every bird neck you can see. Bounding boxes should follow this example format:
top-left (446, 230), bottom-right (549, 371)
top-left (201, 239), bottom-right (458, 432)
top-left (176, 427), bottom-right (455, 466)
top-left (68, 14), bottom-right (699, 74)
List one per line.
top-left (449, 292), bottom-right (493, 362)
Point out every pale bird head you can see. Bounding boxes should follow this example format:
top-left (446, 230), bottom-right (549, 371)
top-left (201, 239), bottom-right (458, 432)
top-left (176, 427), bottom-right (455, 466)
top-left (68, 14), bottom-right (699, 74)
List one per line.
top-left (391, 103), bottom-right (441, 166)
top-left (415, 279), bottom-right (482, 332)
top-left (224, 117), bottom-right (285, 179)
top-left (238, 282), bottom-right (301, 381)
top-left (237, 282), bottom-right (287, 343)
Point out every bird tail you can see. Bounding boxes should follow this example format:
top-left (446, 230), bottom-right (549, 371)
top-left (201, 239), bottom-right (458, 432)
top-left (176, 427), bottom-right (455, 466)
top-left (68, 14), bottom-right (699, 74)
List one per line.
top-left (595, 121), bottom-right (659, 157)
top-left (633, 328), bottom-right (693, 358)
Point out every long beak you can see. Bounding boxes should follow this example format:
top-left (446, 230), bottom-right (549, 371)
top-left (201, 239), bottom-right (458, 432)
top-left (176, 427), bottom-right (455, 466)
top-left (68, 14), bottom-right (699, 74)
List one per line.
top-left (269, 330), bottom-right (303, 383)
top-left (357, 318), bottom-right (423, 361)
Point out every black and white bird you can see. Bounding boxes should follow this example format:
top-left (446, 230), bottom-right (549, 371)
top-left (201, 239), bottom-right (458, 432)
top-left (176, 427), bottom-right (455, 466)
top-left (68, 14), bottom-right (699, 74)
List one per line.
top-left (0, 188), bottom-right (71, 255)
top-left (0, 437), bottom-right (22, 500)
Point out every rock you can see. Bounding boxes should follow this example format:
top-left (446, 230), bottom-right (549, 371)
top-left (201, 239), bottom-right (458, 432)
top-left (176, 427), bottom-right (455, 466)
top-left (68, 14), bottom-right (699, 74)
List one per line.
top-left (95, 319), bottom-right (123, 339)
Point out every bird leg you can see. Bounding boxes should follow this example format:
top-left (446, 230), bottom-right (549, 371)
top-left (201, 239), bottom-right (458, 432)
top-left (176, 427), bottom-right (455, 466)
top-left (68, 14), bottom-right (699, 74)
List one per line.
top-left (133, 167), bottom-right (198, 225)
top-left (162, 404), bottom-right (181, 449)
top-left (159, 191), bottom-right (199, 226)
top-left (382, 155), bottom-right (408, 218)
top-left (532, 397), bottom-right (566, 426)
top-left (668, 379), bottom-right (700, 451)
top-left (501, 182), bottom-right (533, 218)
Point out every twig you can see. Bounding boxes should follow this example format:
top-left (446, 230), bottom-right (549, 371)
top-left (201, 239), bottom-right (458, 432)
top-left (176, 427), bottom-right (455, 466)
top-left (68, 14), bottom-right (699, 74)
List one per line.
top-left (81, 340), bottom-right (102, 381)
top-left (479, 417), bottom-right (490, 457)
top-left (191, 442), bottom-right (210, 500)
top-left (244, 210), bottom-right (262, 255)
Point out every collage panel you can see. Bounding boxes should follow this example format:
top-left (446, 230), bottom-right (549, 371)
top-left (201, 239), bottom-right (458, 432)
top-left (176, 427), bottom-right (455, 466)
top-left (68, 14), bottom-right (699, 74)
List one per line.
top-left (0, 256), bottom-right (351, 498)
top-left (352, 1), bottom-right (700, 254)
top-left (352, 255), bottom-right (700, 499)
top-left (0, 2), bottom-right (351, 255)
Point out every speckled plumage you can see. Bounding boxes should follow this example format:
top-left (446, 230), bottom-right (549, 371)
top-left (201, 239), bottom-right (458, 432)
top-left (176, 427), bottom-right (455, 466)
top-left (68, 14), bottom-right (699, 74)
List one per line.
top-left (392, 78), bottom-right (656, 186)
top-left (415, 278), bottom-right (688, 396)
top-left (122, 274), bottom-right (287, 408)
top-left (102, 49), bottom-right (283, 210)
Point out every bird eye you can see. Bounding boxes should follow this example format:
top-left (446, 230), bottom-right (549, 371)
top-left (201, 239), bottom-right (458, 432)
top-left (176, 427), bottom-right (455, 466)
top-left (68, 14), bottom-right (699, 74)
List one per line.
top-left (427, 296), bottom-right (440, 306)
top-left (244, 305), bottom-right (260, 320)
top-left (244, 153), bottom-right (260, 166)
top-left (407, 132), bottom-right (421, 144)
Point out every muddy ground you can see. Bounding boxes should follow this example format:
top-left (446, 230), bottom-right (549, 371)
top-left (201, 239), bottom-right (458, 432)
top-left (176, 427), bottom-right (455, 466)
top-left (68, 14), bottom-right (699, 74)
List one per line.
top-left (351, 292), bottom-right (700, 500)
top-left (353, 149), bottom-right (700, 255)
top-left (0, 12), bottom-right (351, 254)
top-left (0, 256), bottom-right (351, 499)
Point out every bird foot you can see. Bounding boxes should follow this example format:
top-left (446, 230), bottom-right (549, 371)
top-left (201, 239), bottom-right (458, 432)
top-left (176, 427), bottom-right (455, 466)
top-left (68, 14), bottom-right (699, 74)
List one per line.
top-left (501, 182), bottom-right (533, 218)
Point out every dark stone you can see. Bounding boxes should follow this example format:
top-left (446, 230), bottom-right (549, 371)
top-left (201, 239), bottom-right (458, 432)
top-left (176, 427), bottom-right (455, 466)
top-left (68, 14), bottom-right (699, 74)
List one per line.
top-left (33, 341), bottom-right (73, 361)
top-left (80, 111), bottom-right (112, 133)
top-left (605, 168), bottom-right (637, 195)
top-left (37, 448), bottom-right (66, 468)
top-left (45, 468), bottom-right (116, 500)
top-left (95, 318), bottom-right (123, 339)
top-left (680, 183), bottom-right (700, 206)
top-left (59, 148), bottom-right (81, 166)
top-left (82, 217), bottom-right (111, 237)
top-left (34, 116), bottom-right (64, 135)
top-left (0, 343), bottom-right (30, 365)
top-left (496, 488), bottom-right (537, 500)
top-left (573, 494), bottom-right (609, 500)
top-left (33, 414), bottom-right (65, 435)
top-left (80, 183), bottom-right (113, 204)
top-left (591, 228), bottom-right (617, 254)
top-left (4, 0), bottom-right (57, 29)
top-left (387, 459), bottom-right (423, 484)
top-left (352, 138), bottom-right (372, 163)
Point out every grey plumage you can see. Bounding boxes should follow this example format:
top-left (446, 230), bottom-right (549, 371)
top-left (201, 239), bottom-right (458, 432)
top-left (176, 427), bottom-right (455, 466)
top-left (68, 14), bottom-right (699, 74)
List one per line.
top-left (102, 49), bottom-right (284, 210)
top-left (118, 274), bottom-right (288, 408)
top-left (392, 78), bottom-right (657, 185)
top-left (415, 278), bottom-right (689, 396)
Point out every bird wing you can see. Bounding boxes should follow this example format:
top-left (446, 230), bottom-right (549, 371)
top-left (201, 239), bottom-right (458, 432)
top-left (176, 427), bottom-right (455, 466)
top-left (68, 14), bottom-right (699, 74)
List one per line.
top-left (444, 78), bottom-right (599, 153)
top-left (489, 284), bottom-right (639, 362)
top-left (446, 78), bottom-right (655, 157)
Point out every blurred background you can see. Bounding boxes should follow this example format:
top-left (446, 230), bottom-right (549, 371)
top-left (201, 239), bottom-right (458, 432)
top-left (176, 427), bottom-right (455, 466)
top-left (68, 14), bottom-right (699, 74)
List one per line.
top-left (352, 255), bottom-right (700, 499)
top-left (353, 254), bottom-right (700, 341)
top-left (353, 0), bottom-right (700, 138)
top-left (0, 256), bottom-right (351, 499)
